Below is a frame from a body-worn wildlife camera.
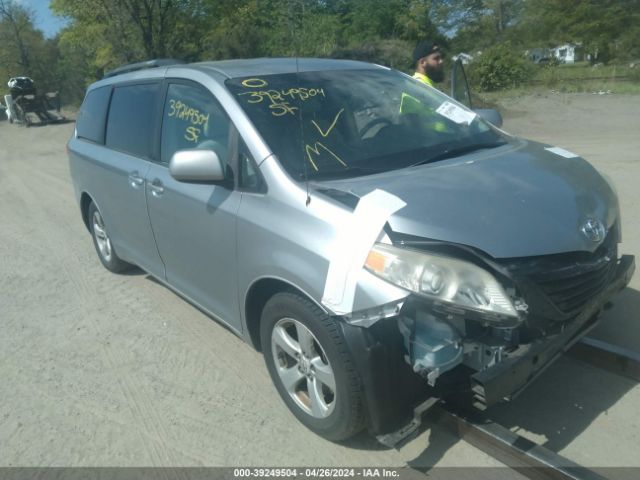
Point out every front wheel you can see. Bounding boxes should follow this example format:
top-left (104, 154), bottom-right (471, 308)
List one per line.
top-left (260, 292), bottom-right (366, 441)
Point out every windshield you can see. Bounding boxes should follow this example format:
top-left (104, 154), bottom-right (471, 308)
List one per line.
top-left (225, 68), bottom-right (506, 180)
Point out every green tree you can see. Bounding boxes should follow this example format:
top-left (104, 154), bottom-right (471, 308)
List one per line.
top-left (51, 0), bottom-right (208, 70)
top-left (516, 0), bottom-right (640, 62)
top-left (467, 43), bottom-right (531, 91)
top-left (340, 0), bottom-right (439, 44)
top-left (0, 0), bottom-right (36, 72)
top-left (0, 0), bottom-right (60, 94)
top-left (435, 0), bottom-right (524, 53)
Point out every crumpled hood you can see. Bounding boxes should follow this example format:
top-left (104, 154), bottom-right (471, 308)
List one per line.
top-left (314, 140), bottom-right (618, 259)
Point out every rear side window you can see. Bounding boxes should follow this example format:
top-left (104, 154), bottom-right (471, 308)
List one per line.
top-left (106, 83), bottom-right (160, 158)
top-left (76, 86), bottom-right (111, 144)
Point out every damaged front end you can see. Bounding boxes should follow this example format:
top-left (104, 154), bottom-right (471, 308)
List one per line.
top-left (345, 229), bottom-right (634, 423)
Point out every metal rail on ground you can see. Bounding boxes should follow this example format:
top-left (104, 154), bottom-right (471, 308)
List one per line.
top-left (434, 403), bottom-right (605, 480)
top-left (570, 337), bottom-right (640, 382)
top-left (437, 338), bottom-right (639, 479)
top-left (388, 337), bottom-right (639, 479)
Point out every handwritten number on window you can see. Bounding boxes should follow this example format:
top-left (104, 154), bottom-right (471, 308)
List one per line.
top-left (167, 98), bottom-right (209, 143)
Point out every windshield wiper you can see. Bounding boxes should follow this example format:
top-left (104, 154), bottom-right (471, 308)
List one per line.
top-left (409, 141), bottom-right (507, 168)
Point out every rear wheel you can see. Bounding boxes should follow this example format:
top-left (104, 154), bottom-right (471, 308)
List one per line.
top-left (260, 292), bottom-right (366, 441)
top-left (88, 202), bottom-right (133, 273)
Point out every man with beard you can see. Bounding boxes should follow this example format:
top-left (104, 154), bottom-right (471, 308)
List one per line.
top-left (399, 40), bottom-right (448, 131)
top-left (412, 41), bottom-right (445, 87)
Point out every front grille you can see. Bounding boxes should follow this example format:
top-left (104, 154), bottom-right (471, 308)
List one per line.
top-left (500, 227), bottom-right (619, 316)
top-left (532, 254), bottom-right (617, 313)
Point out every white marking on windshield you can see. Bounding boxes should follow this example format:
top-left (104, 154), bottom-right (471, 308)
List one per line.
top-left (436, 101), bottom-right (477, 125)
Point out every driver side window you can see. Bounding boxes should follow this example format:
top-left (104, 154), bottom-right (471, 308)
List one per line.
top-left (161, 83), bottom-right (230, 164)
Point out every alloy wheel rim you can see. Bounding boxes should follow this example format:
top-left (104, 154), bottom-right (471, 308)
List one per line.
top-left (271, 318), bottom-right (336, 418)
top-left (92, 210), bottom-right (112, 262)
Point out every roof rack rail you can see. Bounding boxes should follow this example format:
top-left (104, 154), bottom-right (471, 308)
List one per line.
top-left (103, 59), bottom-right (186, 79)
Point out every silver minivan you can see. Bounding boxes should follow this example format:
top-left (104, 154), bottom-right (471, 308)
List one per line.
top-left (68, 58), bottom-right (635, 441)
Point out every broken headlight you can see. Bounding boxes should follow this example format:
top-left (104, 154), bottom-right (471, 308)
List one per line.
top-left (365, 243), bottom-right (518, 318)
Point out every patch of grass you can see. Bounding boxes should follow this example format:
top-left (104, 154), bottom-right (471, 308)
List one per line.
top-left (468, 61), bottom-right (640, 104)
top-left (471, 82), bottom-right (640, 110)
top-left (471, 88), bottom-right (535, 107)
top-left (531, 62), bottom-right (638, 86)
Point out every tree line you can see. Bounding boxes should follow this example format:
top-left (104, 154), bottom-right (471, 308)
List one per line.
top-left (1, 0), bottom-right (639, 104)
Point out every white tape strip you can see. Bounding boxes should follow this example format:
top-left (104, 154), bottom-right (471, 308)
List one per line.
top-left (545, 146), bottom-right (579, 158)
top-left (322, 189), bottom-right (406, 315)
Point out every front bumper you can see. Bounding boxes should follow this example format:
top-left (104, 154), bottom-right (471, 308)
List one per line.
top-left (337, 254), bottom-right (634, 436)
top-left (470, 254), bottom-right (635, 408)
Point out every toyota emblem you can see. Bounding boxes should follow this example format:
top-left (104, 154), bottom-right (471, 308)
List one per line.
top-left (581, 218), bottom-right (606, 243)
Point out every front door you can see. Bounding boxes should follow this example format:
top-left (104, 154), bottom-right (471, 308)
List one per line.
top-left (450, 59), bottom-right (473, 109)
top-left (145, 81), bottom-right (242, 330)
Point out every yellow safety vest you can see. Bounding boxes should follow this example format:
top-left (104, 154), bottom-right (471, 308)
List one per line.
top-left (412, 71), bottom-right (435, 88)
top-left (400, 72), bottom-right (446, 132)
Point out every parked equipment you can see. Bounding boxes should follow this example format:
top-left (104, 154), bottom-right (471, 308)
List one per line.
top-left (4, 77), bottom-right (64, 126)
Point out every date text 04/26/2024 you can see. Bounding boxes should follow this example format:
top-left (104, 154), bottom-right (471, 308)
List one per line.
top-left (232, 468), bottom-right (404, 478)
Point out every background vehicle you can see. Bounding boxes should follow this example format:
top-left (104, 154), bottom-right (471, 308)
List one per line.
top-left (67, 58), bottom-right (634, 441)
top-left (5, 76), bottom-right (63, 126)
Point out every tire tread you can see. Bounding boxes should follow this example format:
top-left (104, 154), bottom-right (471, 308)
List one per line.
top-left (88, 202), bottom-right (133, 274)
top-left (261, 291), bottom-right (367, 441)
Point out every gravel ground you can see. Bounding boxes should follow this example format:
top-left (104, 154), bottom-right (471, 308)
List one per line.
top-left (0, 93), bottom-right (638, 471)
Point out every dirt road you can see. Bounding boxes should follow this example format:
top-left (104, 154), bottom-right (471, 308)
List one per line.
top-left (0, 93), bottom-right (638, 469)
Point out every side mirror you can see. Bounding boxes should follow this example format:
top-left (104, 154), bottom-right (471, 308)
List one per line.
top-left (169, 149), bottom-right (225, 182)
top-left (473, 108), bottom-right (503, 128)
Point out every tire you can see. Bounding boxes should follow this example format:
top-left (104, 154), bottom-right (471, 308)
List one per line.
top-left (260, 292), bottom-right (366, 441)
top-left (88, 202), bottom-right (133, 273)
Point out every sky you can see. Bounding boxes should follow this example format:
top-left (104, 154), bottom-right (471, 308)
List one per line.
top-left (16, 0), bottom-right (68, 38)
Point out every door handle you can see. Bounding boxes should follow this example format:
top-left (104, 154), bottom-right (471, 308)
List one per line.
top-left (128, 172), bottom-right (144, 188)
top-left (149, 180), bottom-right (164, 197)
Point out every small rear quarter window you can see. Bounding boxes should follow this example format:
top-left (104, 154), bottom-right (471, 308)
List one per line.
top-left (76, 86), bottom-right (111, 144)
